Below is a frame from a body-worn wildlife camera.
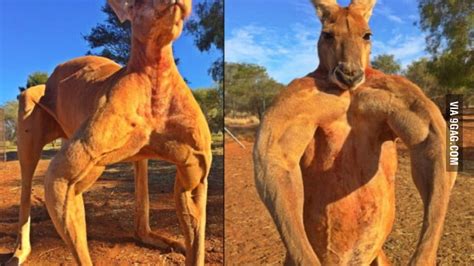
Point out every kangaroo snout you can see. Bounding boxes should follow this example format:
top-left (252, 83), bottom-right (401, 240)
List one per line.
top-left (334, 62), bottom-right (364, 88)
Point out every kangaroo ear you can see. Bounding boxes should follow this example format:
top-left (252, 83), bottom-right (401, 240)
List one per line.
top-left (108, 0), bottom-right (135, 23)
top-left (350, 0), bottom-right (376, 22)
top-left (311, 0), bottom-right (340, 22)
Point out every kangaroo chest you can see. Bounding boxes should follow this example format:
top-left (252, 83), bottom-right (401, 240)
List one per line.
top-left (300, 103), bottom-right (398, 264)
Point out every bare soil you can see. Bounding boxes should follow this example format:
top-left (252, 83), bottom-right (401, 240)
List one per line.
top-left (0, 145), bottom-right (223, 265)
top-left (224, 125), bottom-right (474, 265)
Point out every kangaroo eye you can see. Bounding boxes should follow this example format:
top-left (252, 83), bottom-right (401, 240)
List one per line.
top-left (322, 32), bottom-right (334, 40)
top-left (363, 32), bottom-right (372, 40)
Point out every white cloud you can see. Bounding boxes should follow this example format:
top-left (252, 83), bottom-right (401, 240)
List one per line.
top-left (387, 14), bottom-right (404, 24)
top-left (225, 23), bottom-right (321, 84)
top-left (388, 34), bottom-right (403, 46)
top-left (408, 14), bottom-right (418, 21)
top-left (374, 5), bottom-right (404, 24)
top-left (289, 1), bottom-right (319, 24)
top-left (372, 34), bottom-right (427, 67)
top-left (225, 25), bottom-right (272, 65)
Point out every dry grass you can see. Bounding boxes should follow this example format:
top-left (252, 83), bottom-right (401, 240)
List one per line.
top-left (224, 116), bottom-right (259, 127)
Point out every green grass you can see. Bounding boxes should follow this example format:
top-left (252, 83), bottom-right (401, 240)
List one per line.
top-left (211, 132), bottom-right (223, 155)
top-left (212, 132), bottom-right (223, 142)
top-left (6, 146), bottom-right (17, 152)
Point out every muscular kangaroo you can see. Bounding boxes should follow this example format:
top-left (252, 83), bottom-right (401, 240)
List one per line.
top-left (254, 0), bottom-right (456, 265)
top-left (9, 0), bottom-right (211, 265)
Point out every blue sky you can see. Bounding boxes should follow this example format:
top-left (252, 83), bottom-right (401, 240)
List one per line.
top-left (225, 0), bottom-right (427, 84)
top-left (0, 0), bottom-right (220, 105)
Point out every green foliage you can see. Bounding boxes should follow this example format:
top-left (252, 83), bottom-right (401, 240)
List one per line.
top-left (418, 0), bottom-right (473, 88)
top-left (83, 2), bottom-right (222, 83)
top-left (426, 50), bottom-right (473, 89)
top-left (185, 0), bottom-right (223, 82)
top-left (18, 71), bottom-right (49, 92)
top-left (193, 88), bottom-right (223, 133)
top-left (371, 54), bottom-right (401, 75)
top-left (1, 101), bottom-right (19, 142)
top-left (83, 4), bottom-right (131, 65)
top-left (404, 58), bottom-right (474, 108)
top-left (404, 58), bottom-right (444, 98)
top-left (225, 62), bottom-right (284, 120)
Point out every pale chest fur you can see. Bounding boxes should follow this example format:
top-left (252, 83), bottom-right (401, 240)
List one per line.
top-left (300, 95), bottom-right (398, 264)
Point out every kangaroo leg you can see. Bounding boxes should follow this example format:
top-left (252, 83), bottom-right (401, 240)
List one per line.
top-left (44, 106), bottom-right (149, 265)
top-left (133, 159), bottom-right (185, 254)
top-left (174, 151), bottom-right (211, 266)
top-left (44, 139), bottom-right (105, 265)
top-left (8, 88), bottom-right (63, 265)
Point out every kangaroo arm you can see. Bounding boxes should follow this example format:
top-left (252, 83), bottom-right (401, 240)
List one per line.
top-left (254, 117), bottom-right (320, 266)
top-left (253, 78), bottom-right (348, 265)
top-left (406, 131), bottom-right (455, 266)
top-left (384, 79), bottom-right (456, 265)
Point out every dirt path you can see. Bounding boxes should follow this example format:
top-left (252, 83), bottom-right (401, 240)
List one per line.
top-left (224, 140), bottom-right (473, 265)
top-left (0, 148), bottom-right (223, 265)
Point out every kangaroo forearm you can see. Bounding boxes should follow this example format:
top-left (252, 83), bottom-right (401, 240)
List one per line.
top-left (409, 134), bottom-right (455, 264)
top-left (254, 162), bottom-right (321, 265)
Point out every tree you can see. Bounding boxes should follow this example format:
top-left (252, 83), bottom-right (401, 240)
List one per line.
top-left (225, 62), bottom-right (284, 120)
top-left (418, 0), bottom-right (473, 88)
top-left (371, 54), bottom-right (401, 75)
top-left (83, 2), bottom-right (221, 83)
top-left (1, 101), bottom-right (19, 143)
top-left (83, 4), bottom-right (131, 65)
top-left (185, 0), bottom-right (223, 83)
top-left (18, 71), bottom-right (49, 92)
top-left (404, 57), bottom-right (474, 110)
top-left (83, 4), bottom-right (180, 67)
top-left (403, 58), bottom-right (447, 109)
top-left (404, 58), bottom-right (443, 98)
top-left (193, 88), bottom-right (223, 133)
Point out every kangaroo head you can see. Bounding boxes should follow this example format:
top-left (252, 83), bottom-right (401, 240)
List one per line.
top-left (312, 0), bottom-right (376, 90)
top-left (108, 0), bottom-right (192, 46)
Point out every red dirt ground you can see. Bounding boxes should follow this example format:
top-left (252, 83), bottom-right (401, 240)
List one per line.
top-left (224, 125), bottom-right (473, 265)
top-left (0, 146), bottom-right (223, 265)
